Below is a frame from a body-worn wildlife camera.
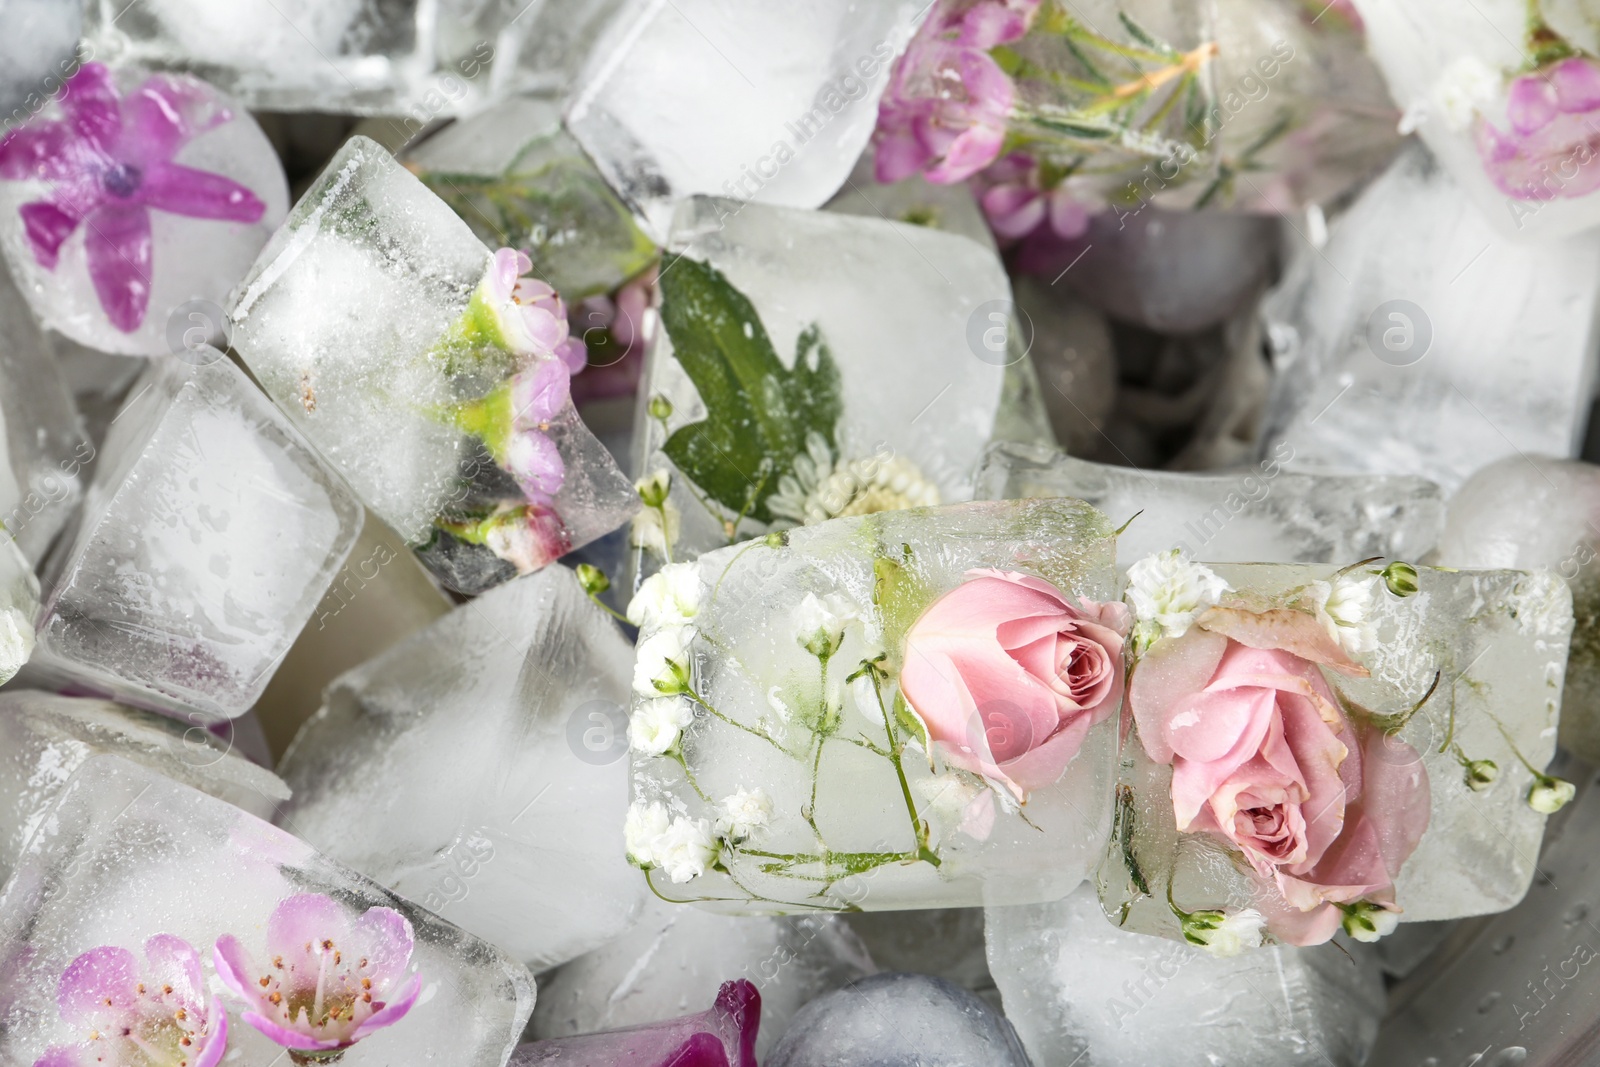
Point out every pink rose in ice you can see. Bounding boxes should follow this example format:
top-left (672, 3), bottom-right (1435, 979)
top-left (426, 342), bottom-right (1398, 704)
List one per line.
top-left (899, 568), bottom-right (1129, 801)
top-left (34, 936), bottom-right (227, 1067)
top-left (1477, 57), bottom-right (1600, 201)
top-left (213, 893), bottom-right (422, 1060)
top-left (1130, 613), bottom-right (1431, 946)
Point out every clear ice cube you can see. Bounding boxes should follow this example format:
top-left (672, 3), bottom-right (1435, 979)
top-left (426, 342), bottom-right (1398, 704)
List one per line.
top-left (0, 756), bottom-right (534, 1067)
top-left (276, 564), bottom-right (646, 971)
top-left (0, 0), bottom-right (81, 114)
top-left (986, 884), bottom-right (1384, 1067)
top-left (976, 441), bottom-right (1446, 566)
top-left (31, 354), bottom-right (363, 721)
top-left (843, 907), bottom-right (996, 999)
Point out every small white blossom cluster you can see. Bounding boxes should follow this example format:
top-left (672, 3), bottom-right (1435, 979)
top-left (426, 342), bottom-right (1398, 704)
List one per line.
top-left (629, 563), bottom-right (702, 708)
top-left (1125, 549), bottom-right (1230, 646)
top-left (630, 469), bottom-right (680, 559)
top-left (624, 788), bottom-right (772, 883)
top-left (1309, 573), bottom-right (1378, 658)
top-left (793, 591), bottom-right (859, 660)
top-left (1180, 908), bottom-right (1265, 957)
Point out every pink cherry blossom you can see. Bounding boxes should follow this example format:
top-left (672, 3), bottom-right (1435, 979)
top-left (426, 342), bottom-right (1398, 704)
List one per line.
top-left (1477, 57), bottom-right (1600, 201)
top-left (34, 936), bottom-right (227, 1067)
top-left (0, 63), bottom-right (265, 332)
top-left (212, 893), bottom-right (421, 1060)
top-left (480, 248), bottom-right (573, 358)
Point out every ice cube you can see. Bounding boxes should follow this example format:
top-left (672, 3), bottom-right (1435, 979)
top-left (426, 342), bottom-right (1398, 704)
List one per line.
top-left (565, 0), bottom-right (927, 240)
top-left (514, 979), bottom-right (759, 1066)
top-left (532, 894), bottom-right (872, 1058)
top-left (500, 0), bottom-right (630, 99)
top-left (765, 972), bottom-right (1030, 1067)
top-left (228, 135), bottom-right (637, 594)
top-left (842, 908), bottom-right (995, 998)
top-left (0, 535), bottom-right (39, 684)
top-left (0, 757), bottom-right (533, 1067)
top-left (276, 564), bottom-right (646, 972)
top-left (0, 691), bottom-right (288, 884)
top-left (404, 94), bottom-right (658, 300)
top-left (0, 64), bottom-right (289, 355)
top-left (1259, 143), bottom-right (1600, 492)
top-left (629, 499), bottom-right (1120, 913)
top-left (30, 354), bottom-right (363, 722)
top-left (1104, 562), bottom-right (1573, 947)
top-left (0, 0), bottom-right (81, 114)
top-left (986, 884), bottom-right (1384, 1067)
top-left (824, 151), bottom-right (995, 250)
top-left (630, 197), bottom-right (1017, 586)
top-left (976, 441), bottom-right (1446, 566)
top-left (1433, 455), bottom-right (1600, 762)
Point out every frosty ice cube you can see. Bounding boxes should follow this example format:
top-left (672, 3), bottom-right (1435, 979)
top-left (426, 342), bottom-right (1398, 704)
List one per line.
top-left (1259, 143), bottom-right (1600, 492)
top-left (986, 884), bottom-right (1385, 1067)
top-left (842, 908), bottom-right (994, 996)
top-left (766, 972), bottom-right (1030, 1067)
top-left (30, 354), bottom-right (363, 722)
top-left (0, 691), bottom-right (289, 884)
top-left (0, 62), bottom-right (288, 355)
top-left (565, 0), bottom-right (926, 239)
top-left (228, 135), bottom-right (637, 594)
top-left (533, 894), bottom-right (873, 1058)
top-left (276, 564), bottom-right (646, 972)
top-left (1105, 560), bottom-right (1573, 950)
top-left (0, 0), bottom-right (81, 113)
top-left (0, 757), bottom-right (533, 1067)
top-left (514, 979), bottom-right (759, 1066)
top-left (630, 197), bottom-right (1018, 587)
top-left (0, 535), bottom-right (38, 684)
top-left (627, 499), bottom-right (1121, 913)
top-left (976, 441), bottom-right (1447, 566)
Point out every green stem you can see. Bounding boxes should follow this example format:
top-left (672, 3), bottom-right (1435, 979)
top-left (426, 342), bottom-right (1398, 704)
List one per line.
top-left (872, 676), bottom-right (939, 866)
top-left (669, 751), bottom-right (711, 801)
top-left (687, 689), bottom-right (793, 756)
top-left (588, 592), bottom-right (629, 624)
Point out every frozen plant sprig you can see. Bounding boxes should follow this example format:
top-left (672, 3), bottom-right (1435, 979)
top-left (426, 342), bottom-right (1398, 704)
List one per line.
top-left (1124, 549), bottom-right (1229, 648)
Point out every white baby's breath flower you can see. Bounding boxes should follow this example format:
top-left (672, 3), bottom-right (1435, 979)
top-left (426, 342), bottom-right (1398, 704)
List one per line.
top-left (635, 469), bottom-right (672, 508)
top-left (0, 605), bottom-right (35, 686)
top-left (654, 815), bottom-right (718, 883)
top-left (623, 800), bottom-right (671, 867)
top-left (1310, 573), bottom-right (1378, 657)
top-left (716, 788), bottom-right (773, 842)
top-left (629, 697), bottom-right (696, 756)
top-left (1182, 908), bottom-right (1265, 957)
top-left (627, 562), bottom-right (701, 630)
top-left (1341, 902), bottom-right (1401, 944)
top-left (630, 499), bottom-right (681, 559)
top-left (633, 628), bottom-right (692, 698)
top-left (767, 432), bottom-right (940, 526)
top-left (794, 591), bottom-right (859, 659)
top-left (1529, 775), bottom-right (1577, 814)
top-left (1430, 55), bottom-right (1502, 132)
top-left (1125, 549), bottom-right (1230, 642)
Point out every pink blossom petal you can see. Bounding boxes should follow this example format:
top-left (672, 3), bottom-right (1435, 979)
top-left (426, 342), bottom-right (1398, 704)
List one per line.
top-left (662, 1031), bottom-right (733, 1067)
top-left (31, 1046), bottom-right (84, 1067)
top-left (0, 123), bottom-right (78, 182)
top-left (489, 247), bottom-right (528, 299)
top-left (266, 892), bottom-right (348, 962)
top-left (715, 979), bottom-right (761, 1067)
top-left (1507, 74), bottom-right (1559, 135)
top-left (1553, 57), bottom-right (1600, 112)
top-left (873, 125), bottom-right (932, 183)
top-left (1047, 190), bottom-right (1092, 239)
top-left (239, 1010), bottom-right (346, 1052)
top-left (926, 121), bottom-right (1008, 184)
top-left (511, 358), bottom-right (572, 426)
top-left (141, 934), bottom-right (206, 1007)
top-left (19, 200), bottom-right (80, 268)
top-left (60, 64), bottom-right (121, 152)
top-left (56, 946), bottom-right (139, 1027)
top-left (980, 184), bottom-right (1045, 239)
top-left (210, 935), bottom-right (258, 1006)
top-left (138, 161), bottom-right (265, 222)
top-left (518, 304), bottom-right (570, 354)
top-left (351, 906), bottom-right (416, 987)
top-left (1128, 627), bottom-right (1231, 764)
top-left (83, 204), bottom-right (152, 332)
top-left (556, 336), bottom-right (589, 374)
top-left (349, 971), bottom-right (422, 1041)
top-left (1196, 606), bottom-right (1368, 676)
top-left (507, 429), bottom-right (566, 502)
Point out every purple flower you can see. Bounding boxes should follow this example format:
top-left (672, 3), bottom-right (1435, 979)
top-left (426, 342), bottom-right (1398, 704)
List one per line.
top-left (212, 894), bottom-right (422, 1060)
top-left (976, 154), bottom-right (1094, 241)
top-left (1477, 57), bottom-right (1600, 201)
top-left (505, 358), bottom-right (571, 503)
top-left (33, 936), bottom-right (228, 1067)
top-left (874, 0), bottom-right (1039, 184)
top-left (0, 63), bottom-right (266, 333)
top-left (477, 248), bottom-right (574, 359)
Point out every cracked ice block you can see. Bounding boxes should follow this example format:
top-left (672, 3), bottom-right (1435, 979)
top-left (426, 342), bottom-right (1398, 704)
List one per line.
top-left (1104, 562), bottom-right (1573, 950)
top-left (627, 499), bottom-right (1120, 913)
top-left (532, 894), bottom-right (873, 1058)
top-left (0, 691), bottom-right (288, 885)
top-left (565, 0), bottom-right (926, 240)
top-left (30, 355), bottom-right (363, 721)
top-left (0, 757), bottom-right (533, 1067)
top-left (277, 564), bottom-right (646, 971)
top-left (1259, 143), bottom-right (1600, 492)
top-left (630, 197), bottom-right (1016, 587)
top-left (514, 979), bottom-right (759, 1066)
top-left (985, 884), bottom-right (1384, 1067)
top-left (229, 135), bottom-right (637, 594)
top-left (975, 441), bottom-right (1446, 566)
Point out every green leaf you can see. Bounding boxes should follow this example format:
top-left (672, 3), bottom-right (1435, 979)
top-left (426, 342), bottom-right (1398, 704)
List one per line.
top-left (1117, 10), bottom-right (1171, 55)
top-left (658, 254), bottom-right (842, 524)
top-left (872, 546), bottom-right (934, 661)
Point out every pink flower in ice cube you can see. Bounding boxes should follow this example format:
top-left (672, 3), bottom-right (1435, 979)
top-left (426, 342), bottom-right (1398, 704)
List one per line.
top-left (33, 936), bottom-right (228, 1067)
top-left (0, 62), bottom-right (265, 332)
top-left (1477, 57), bottom-right (1600, 201)
top-left (212, 894), bottom-right (421, 1061)
top-left (479, 248), bottom-right (587, 369)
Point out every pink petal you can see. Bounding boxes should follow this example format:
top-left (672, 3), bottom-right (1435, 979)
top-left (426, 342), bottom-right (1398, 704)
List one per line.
top-left (19, 200), bottom-right (80, 269)
top-left (61, 64), bottom-right (122, 152)
top-left (1552, 57), bottom-right (1600, 112)
top-left (349, 971), bottom-right (422, 1041)
top-left (489, 247), bottom-right (526, 299)
top-left (511, 358), bottom-right (572, 427)
top-left (210, 936), bottom-right (260, 1006)
top-left (239, 1010), bottom-right (344, 1051)
top-left (980, 184), bottom-right (1046, 239)
top-left (1507, 74), bottom-right (1558, 135)
top-left (194, 1000), bottom-right (230, 1067)
top-left (351, 906), bottom-right (416, 988)
top-left (873, 125), bottom-right (932, 183)
top-left (1047, 190), bottom-right (1092, 239)
top-left (82, 204), bottom-right (152, 332)
top-left (556, 336), bottom-right (589, 374)
top-left (1196, 606), bottom-right (1368, 676)
top-left (992, 714), bottom-right (1094, 797)
top-left (31, 1046), bottom-right (84, 1067)
top-left (120, 73), bottom-right (229, 165)
top-left (714, 978), bottom-right (761, 1067)
top-left (266, 893), bottom-right (348, 962)
top-left (1128, 627), bottom-right (1231, 764)
top-left (0, 123), bottom-right (78, 182)
top-left (518, 304), bottom-right (569, 354)
top-left (141, 934), bottom-right (205, 1007)
top-left (56, 946), bottom-right (137, 1026)
top-left (926, 122), bottom-right (1008, 184)
top-left (137, 161), bottom-right (265, 222)
top-left (507, 429), bottom-right (566, 503)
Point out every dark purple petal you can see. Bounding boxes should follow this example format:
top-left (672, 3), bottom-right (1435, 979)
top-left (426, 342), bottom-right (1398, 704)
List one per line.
top-left (55, 945), bottom-right (137, 1027)
top-left (60, 64), bottom-right (121, 153)
top-left (661, 1031), bottom-right (732, 1067)
top-left (0, 123), bottom-right (78, 182)
top-left (83, 204), bottom-right (152, 332)
top-left (137, 161), bottom-right (265, 223)
top-left (18, 200), bottom-right (80, 268)
top-left (714, 980), bottom-right (760, 1067)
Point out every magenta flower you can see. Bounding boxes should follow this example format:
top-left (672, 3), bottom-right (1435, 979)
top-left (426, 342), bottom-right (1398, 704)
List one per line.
top-left (212, 894), bottom-right (422, 1061)
top-left (0, 63), bottom-right (265, 333)
top-left (976, 154), bottom-right (1094, 241)
top-left (1477, 57), bottom-right (1600, 201)
top-left (483, 503), bottom-right (572, 574)
top-left (874, 0), bottom-right (1039, 184)
top-left (33, 936), bottom-right (227, 1067)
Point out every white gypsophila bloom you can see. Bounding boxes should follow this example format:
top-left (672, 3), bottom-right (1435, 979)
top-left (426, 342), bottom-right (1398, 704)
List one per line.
top-left (716, 787), bottom-right (773, 842)
top-left (1310, 573), bottom-right (1378, 658)
top-left (1187, 909), bottom-right (1265, 957)
top-left (1431, 55), bottom-right (1502, 132)
top-left (630, 499), bottom-right (681, 558)
top-left (794, 591), bottom-right (859, 659)
top-left (627, 562), bottom-right (701, 629)
top-left (634, 469), bottom-right (671, 506)
top-left (1342, 903), bottom-right (1401, 944)
top-left (629, 697), bottom-right (697, 756)
top-left (0, 606), bottom-right (34, 686)
top-left (632, 627), bottom-right (692, 698)
top-left (655, 815), bottom-right (718, 883)
top-left (623, 800), bottom-right (671, 867)
top-left (1125, 549), bottom-right (1230, 641)
top-left (767, 431), bottom-right (940, 527)
top-left (1529, 776), bottom-right (1577, 814)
